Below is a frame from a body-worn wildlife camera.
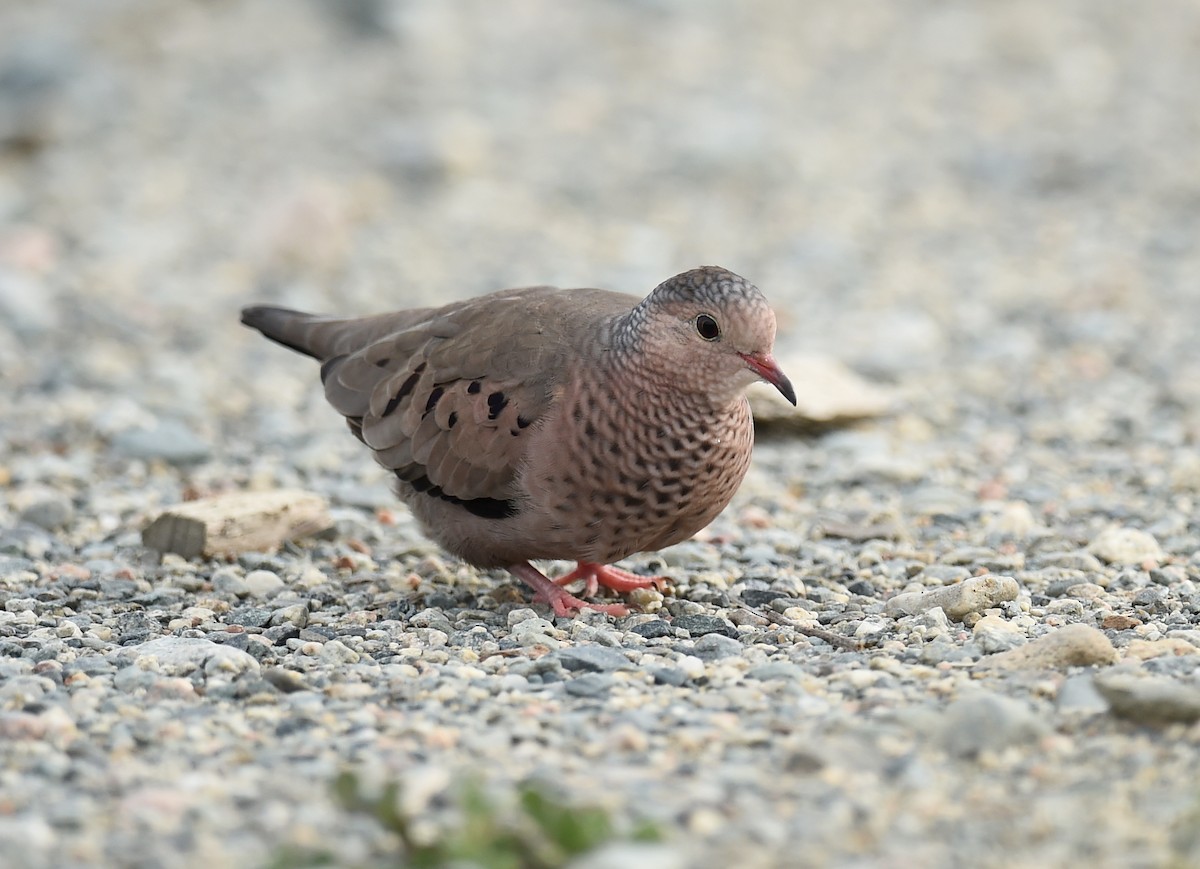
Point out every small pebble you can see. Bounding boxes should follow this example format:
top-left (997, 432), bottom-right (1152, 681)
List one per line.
top-left (1088, 527), bottom-right (1164, 566)
top-left (978, 624), bottom-right (1118, 670)
top-left (886, 575), bottom-right (1020, 621)
top-left (243, 570), bottom-right (285, 599)
top-left (1094, 671), bottom-right (1200, 724)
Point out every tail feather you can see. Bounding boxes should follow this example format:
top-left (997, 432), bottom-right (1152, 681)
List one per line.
top-left (240, 305), bottom-right (330, 360)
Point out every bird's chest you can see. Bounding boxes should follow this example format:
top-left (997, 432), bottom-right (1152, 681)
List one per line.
top-left (523, 378), bottom-right (755, 561)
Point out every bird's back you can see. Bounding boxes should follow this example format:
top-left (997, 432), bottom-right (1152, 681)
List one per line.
top-left (242, 285), bottom-right (639, 541)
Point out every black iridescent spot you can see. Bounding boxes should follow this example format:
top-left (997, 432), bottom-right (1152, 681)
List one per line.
top-left (374, 357), bottom-right (391, 368)
top-left (402, 472), bottom-right (516, 519)
top-left (467, 381), bottom-right (482, 394)
top-left (447, 412), bottom-right (458, 429)
top-left (424, 386), bottom-right (444, 416)
top-left (487, 391), bottom-right (508, 420)
top-left (461, 497), bottom-right (518, 520)
top-left (516, 416), bottom-right (531, 429)
top-left (382, 364), bottom-right (426, 417)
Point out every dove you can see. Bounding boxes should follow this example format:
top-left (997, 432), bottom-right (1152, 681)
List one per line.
top-left (241, 266), bottom-right (795, 617)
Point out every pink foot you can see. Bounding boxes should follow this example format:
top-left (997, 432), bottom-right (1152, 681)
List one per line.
top-left (508, 562), bottom-right (630, 617)
top-left (553, 561), bottom-right (668, 597)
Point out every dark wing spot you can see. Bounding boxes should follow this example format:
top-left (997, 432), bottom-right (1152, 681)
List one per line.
top-left (382, 369), bottom-right (423, 418)
top-left (346, 416), bottom-right (365, 443)
top-left (399, 471), bottom-right (517, 519)
top-left (374, 357), bottom-right (391, 368)
top-left (423, 386), bottom-right (445, 417)
top-left (516, 416), bottom-right (531, 429)
top-left (487, 391), bottom-right (509, 420)
top-left (447, 412), bottom-right (458, 429)
top-left (392, 464), bottom-right (420, 482)
top-left (460, 496), bottom-right (518, 519)
top-left (467, 381), bottom-right (482, 394)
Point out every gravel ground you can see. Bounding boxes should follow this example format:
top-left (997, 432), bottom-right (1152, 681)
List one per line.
top-left (4, 2), bottom-right (1200, 867)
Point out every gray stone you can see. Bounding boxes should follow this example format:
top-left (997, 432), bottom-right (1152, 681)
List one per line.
top-left (672, 614), bottom-right (737, 637)
top-left (936, 692), bottom-right (1048, 759)
top-left (1036, 551), bottom-right (1105, 572)
top-left (269, 604), bottom-right (309, 628)
top-left (886, 574), bottom-right (1020, 621)
top-left (1056, 674), bottom-right (1109, 715)
top-left (629, 619), bottom-right (672, 639)
top-left (1094, 671), bottom-right (1200, 724)
top-left (650, 667), bottom-right (689, 686)
top-left (564, 672), bottom-right (612, 697)
top-left (111, 420), bottom-right (212, 465)
top-left (691, 633), bottom-right (743, 660)
top-left (123, 636), bottom-right (259, 678)
top-left (318, 639), bottom-right (360, 664)
top-left (243, 569), bottom-right (285, 599)
top-left (263, 668), bottom-right (307, 693)
top-left (17, 493), bottom-right (73, 531)
top-left (211, 568), bottom-right (250, 597)
top-left (1088, 527), bottom-right (1164, 565)
top-left (227, 606), bottom-right (273, 628)
top-left (553, 645), bottom-right (633, 672)
top-left (973, 614), bottom-right (1027, 654)
top-left (746, 662), bottom-right (806, 681)
top-left (739, 588), bottom-right (787, 608)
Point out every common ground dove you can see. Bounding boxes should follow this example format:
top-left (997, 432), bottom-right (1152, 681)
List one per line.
top-left (241, 266), bottom-right (795, 616)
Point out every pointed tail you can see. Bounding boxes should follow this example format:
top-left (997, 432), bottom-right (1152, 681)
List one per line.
top-left (240, 305), bottom-right (335, 360)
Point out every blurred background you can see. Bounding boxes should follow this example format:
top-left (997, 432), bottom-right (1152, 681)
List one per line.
top-left (1, 0), bottom-right (1199, 571)
top-left (4, 0), bottom-right (1198, 456)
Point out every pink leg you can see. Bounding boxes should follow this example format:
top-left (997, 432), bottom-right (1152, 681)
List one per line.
top-left (553, 561), bottom-right (668, 596)
top-left (507, 562), bottom-right (630, 617)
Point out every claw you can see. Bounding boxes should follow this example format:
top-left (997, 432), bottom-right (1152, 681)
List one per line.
top-left (552, 562), bottom-right (668, 596)
top-left (507, 561), bottom-right (666, 617)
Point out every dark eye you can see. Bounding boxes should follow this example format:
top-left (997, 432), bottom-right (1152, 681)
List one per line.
top-left (695, 313), bottom-right (720, 341)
